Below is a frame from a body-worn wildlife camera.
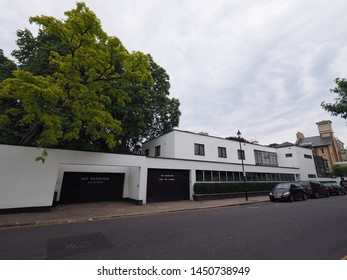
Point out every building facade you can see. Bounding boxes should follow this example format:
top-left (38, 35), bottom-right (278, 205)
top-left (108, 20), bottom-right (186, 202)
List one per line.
top-left (0, 129), bottom-right (328, 210)
top-left (142, 129), bottom-right (318, 183)
top-left (296, 120), bottom-right (344, 177)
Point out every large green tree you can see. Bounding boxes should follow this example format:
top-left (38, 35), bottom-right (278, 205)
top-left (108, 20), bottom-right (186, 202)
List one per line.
top-left (321, 77), bottom-right (347, 119)
top-left (0, 2), bottom-right (154, 161)
top-left (0, 2), bottom-right (181, 159)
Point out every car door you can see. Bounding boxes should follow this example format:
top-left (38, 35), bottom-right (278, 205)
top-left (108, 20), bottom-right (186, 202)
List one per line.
top-left (292, 184), bottom-right (302, 198)
top-left (291, 184), bottom-right (299, 199)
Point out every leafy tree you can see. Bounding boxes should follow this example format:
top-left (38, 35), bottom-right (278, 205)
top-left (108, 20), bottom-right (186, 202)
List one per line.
top-left (11, 29), bottom-right (70, 76)
top-left (333, 165), bottom-right (347, 177)
top-left (113, 55), bottom-right (181, 154)
top-left (0, 2), bottom-right (153, 161)
top-left (267, 143), bottom-right (280, 148)
top-left (226, 136), bottom-right (249, 143)
top-left (0, 49), bottom-right (17, 81)
top-left (1, 2), bottom-right (181, 157)
top-left (321, 77), bottom-right (347, 119)
top-left (0, 50), bottom-right (18, 143)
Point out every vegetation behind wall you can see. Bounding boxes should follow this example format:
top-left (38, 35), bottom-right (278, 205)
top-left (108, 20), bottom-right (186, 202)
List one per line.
top-left (194, 182), bottom-right (278, 194)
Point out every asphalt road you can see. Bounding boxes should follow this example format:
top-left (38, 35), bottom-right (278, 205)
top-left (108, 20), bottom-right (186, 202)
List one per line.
top-left (1, 195), bottom-right (347, 260)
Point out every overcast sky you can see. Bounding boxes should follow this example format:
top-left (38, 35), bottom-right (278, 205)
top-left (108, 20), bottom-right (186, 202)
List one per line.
top-left (1, 0), bottom-right (346, 146)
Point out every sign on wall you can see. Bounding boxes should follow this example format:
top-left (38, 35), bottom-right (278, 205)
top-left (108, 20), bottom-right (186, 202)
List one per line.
top-left (59, 172), bottom-right (125, 204)
top-left (146, 169), bottom-right (190, 203)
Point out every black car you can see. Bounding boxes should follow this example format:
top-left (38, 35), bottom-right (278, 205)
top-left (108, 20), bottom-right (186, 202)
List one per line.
top-left (269, 182), bottom-right (307, 202)
top-left (297, 181), bottom-right (329, 198)
top-left (324, 183), bottom-right (347, 196)
top-left (341, 180), bottom-right (347, 189)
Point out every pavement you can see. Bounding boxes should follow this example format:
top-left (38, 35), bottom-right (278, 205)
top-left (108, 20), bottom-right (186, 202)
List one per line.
top-left (0, 196), bottom-right (269, 229)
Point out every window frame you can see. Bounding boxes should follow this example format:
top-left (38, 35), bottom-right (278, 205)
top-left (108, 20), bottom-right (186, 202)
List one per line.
top-left (218, 146), bottom-right (227, 158)
top-left (194, 143), bottom-right (205, 156)
top-left (155, 145), bottom-right (161, 157)
top-left (237, 149), bottom-right (245, 160)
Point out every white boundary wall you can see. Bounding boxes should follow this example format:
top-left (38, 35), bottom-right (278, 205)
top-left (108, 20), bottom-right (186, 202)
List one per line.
top-left (0, 139), bottom-right (319, 210)
top-left (0, 145), bottom-right (146, 209)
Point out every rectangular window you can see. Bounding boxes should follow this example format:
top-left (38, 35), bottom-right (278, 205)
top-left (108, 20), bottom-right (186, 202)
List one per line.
top-left (194, 143), bottom-right (205, 156)
top-left (227, 172), bottom-right (234, 181)
top-left (195, 169), bottom-right (295, 182)
top-left (196, 170), bottom-right (203, 181)
top-left (285, 153), bottom-right (293, 157)
top-left (218, 147), bottom-right (227, 158)
top-left (155, 145), bottom-right (161, 157)
top-left (144, 149), bottom-right (149, 156)
top-left (304, 154), bottom-right (312, 159)
top-left (238, 149), bottom-right (245, 160)
top-left (204, 170), bottom-right (212, 181)
top-left (220, 171), bottom-right (227, 181)
top-left (308, 174), bottom-right (317, 178)
top-left (213, 171), bottom-right (220, 181)
top-left (234, 172), bottom-right (241, 181)
top-left (254, 150), bottom-right (278, 167)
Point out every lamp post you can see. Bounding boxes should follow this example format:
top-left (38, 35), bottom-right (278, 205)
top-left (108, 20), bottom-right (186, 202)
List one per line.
top-left (237, 130), bottom-right (248, 201)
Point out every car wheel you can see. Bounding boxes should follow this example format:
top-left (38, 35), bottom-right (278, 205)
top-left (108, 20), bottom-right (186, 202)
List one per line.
top-left (314, 192), bottom-right (319, 199)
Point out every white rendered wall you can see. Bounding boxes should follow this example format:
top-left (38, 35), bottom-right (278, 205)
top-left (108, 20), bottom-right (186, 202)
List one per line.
top-left (146, 130), bottom-right (302, 168)
top-left (142, 131), bottom-right (175, 158)
top-left (1, 133), bottom-right (321, 209)
top-left (0, 144), bottom-right (146, 209)
top-left (143, 130), bottom-right (318, 182)
top-left (160, 130), bottom-right (256, 165)
top-left (277, 146), bottom-right (317, 180)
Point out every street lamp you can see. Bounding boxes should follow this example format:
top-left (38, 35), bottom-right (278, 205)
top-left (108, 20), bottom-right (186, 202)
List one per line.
top-left (237, 130), bottom-right (248, 201)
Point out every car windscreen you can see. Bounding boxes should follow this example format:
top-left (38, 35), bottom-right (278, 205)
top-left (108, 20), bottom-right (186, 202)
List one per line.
top-left (274, 184), bottom-right (290, 190)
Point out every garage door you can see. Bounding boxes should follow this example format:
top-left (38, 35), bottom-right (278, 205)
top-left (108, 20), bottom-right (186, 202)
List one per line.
top-left (146, 169), bottom-right (190, 203)
top-left (59, 172), bottom-right (125, 204)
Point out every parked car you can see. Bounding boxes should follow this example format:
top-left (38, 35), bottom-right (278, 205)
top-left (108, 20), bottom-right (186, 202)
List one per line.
top-left (323, 183), bottom-right (347, 196)
top-left (297, 181), bottom-right (329, 198)
top-left (269, 182), bottom-right (307, 202)
top-left (340, 180), bottom-right (347, 189)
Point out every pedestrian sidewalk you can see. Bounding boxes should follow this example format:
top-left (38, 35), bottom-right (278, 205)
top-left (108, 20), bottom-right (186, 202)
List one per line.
top-left (0, 196), bottom-right (269, 229)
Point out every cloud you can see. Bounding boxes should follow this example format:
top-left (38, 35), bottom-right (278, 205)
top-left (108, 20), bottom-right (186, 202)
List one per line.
top-left (1, 0), bottom-right (346, 146)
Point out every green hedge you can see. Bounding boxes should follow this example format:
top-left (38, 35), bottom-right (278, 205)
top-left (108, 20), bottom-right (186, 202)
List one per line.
top-left (194, 182), bottom-right (278, 194)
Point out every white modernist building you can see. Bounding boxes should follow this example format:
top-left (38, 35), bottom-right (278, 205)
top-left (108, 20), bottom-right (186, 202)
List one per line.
top-left (1, 129), bottom-right (319, 210)
top-left (142, 129), bottom-right (318, 183)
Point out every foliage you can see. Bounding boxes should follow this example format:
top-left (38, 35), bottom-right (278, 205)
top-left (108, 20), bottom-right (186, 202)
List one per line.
top-left (321, 77), bottom-right (347, 119)
top-left (113, 55), bottom-right (181, 153)
top-left (11, 28), bottom-right (70, 76)
top-left (333, 165), bottom-right (347, 177)
top-left (225, 136), bottom-right (249, 143)
top-left (267, 143), bottom-right (280, 148)
top-left (194, 182), bottom-right (277, 194)
top-left (0, 49), bottom-right (17, 82)
top-left (0, 2), bottom-right (180, 159)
